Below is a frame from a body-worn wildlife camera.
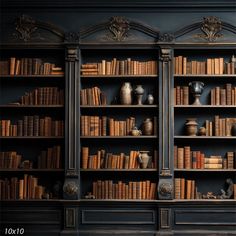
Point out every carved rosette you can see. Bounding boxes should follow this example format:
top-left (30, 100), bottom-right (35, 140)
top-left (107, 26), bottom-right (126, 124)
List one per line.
top-left (108, 16), bottom-right (130, 41)
top-left (158, 33), bottom-right (174, 42)
top-left (197, 16), bottom-right (222, 42)
top-left (65, 32), bottom-right (80, 43)
top-left (159, 182), bottom-right (173, 198)
top-left (63, 181), bottom-right (78, 199)
top-left (14, 15), bottom-right (38, 42)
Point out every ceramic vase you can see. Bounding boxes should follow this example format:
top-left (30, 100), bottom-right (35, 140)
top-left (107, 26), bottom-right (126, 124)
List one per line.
top-left (120, 82), bottom-right (132, 105)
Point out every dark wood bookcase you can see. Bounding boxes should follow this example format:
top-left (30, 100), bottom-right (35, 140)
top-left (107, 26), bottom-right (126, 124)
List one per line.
top-left (0, 48), bottom-right (65, 200)
top-left (0, 14), bottom-right (236, 236)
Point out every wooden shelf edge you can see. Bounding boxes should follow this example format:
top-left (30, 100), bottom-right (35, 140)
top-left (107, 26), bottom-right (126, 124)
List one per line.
top-left (81, 75), bottom-right (158, 78)
top-left (0, 105), bottom-right (64, 108)
top-left (174, 169), bottom-right (236, 172)
top-left (81, 169), bottom-right (157, 172)
top-left (174, 136), bottom-right (236, 139)
top-left (174, 105), bottom-right (236, 108)
top-left (174, 74), bottom-right (236, 77)
top-left (80, 105), bottom-right (158, 108)
top-left (0, 169), bottom-right (64, 172)
top-left (0, 75), bottom-right (64, 78)
top-left (0, 136), bottom-right (64, 139)
top-left (80, 136), bottom-right (158, 139)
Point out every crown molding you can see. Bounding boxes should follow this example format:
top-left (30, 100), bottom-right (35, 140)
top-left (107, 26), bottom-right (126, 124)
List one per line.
top-left (1, 0), bottom-right (236, 10)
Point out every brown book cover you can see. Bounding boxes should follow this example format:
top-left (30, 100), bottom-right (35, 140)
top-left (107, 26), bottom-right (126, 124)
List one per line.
top-left (174, 178), bottom-right (181, 199)
top-left (177, 148), bottom-right (184, 169)
top-left (180, 178), bottom-right (185, 199)
top-left (186, 180), bottom-right (192, 199)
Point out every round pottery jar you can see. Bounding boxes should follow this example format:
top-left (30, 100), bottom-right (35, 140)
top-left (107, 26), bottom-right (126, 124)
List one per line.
top-left (142, 118), bottom-right (153, 135)
top-left (185, 118), bottom-right (198, 136)
top-left (131, 127), bottom-right (142, 136)
top-left (147, 94), bottom-right (154, 105)
top-left (198, 126), bottom-right (206, 136)
top-left (138, 151), bottom-right (151, 169)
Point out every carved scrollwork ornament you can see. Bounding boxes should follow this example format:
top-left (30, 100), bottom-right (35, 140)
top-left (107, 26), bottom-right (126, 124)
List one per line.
top-left (14, 15), bottom-right (38, 42)
top-left (197, 16), bottom-right (222, 42)
top-left (159, 182), bottom-right (173, 197)
top-left (63, 181), bottom-right (78, 197)
top-left (158, 33), bottom-right (174, 42)
top-left (65, 32), bottom-right (80, 42)
top-left (108, 16), bottom-right (130, 41)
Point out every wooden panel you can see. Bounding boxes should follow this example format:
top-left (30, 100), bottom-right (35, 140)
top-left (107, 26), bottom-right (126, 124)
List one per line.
top-left (81, 210), bottom-right (155, 225)
top-left (2, 209), bottom-right (61, 224)
top-left (175, 209), bottom-right (236, 225)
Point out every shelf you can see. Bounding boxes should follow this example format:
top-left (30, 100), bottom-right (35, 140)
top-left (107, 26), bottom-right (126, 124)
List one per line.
top-left (81, 169), bottom-right (157, 172)
top-left (0, 75), bottom-right (64, 78)
top-left (174, 105), bottom-right (236, 108)
top-left (0, 105), bottom-right (64, 108)
top-left (0, 169), bottom-right (64, 172)
top-left (80, 75), bottom-right (157, 78)
top-left (81, 136), bottom-right (158, 139)
top-left (174, 136), bottom-right (236, 139)
top-left (80, 105), bottom-right (158, 108)
top-left (0, 136), bottom-right (64, 139)
top-left (174, 169), bottom-right (236, 172)
top-left (174, 74), bottom-right (236, 78)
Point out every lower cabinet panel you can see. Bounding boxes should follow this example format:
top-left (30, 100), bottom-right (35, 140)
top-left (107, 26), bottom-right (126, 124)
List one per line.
top-left (1, 206), bottom-right (62, 236)
top-left (79, 206), bottom-right (157, 232)
top-left (173, 207), bottom-right (236, 231)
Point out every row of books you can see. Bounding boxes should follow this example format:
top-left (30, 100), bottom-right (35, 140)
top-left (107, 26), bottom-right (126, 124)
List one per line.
top-left (91, 180), bottom-right (157, 200)
top-left (82, 147), bottom-right (157, 169)
top-left (174, 86), bottom-right (189, 105)
top-left (0, 57), bottom-right (64, 76)
top-left (0, 146), bottom-right (61, 169)
top-left (174, 146), bottom-right (235, 169)
top-left (37, 145), bottom-right (61, 169)
top-left (210, 84), bottom-right (236, 105)
top-left (0, 116), bottom-right (64, 137)
top-left (175, 178), bottom-right (197, 199)
top-left (204, 116), bottom-right (236, 136)
top-left (80, 116), bottom-right (135, 136)
top-left (80, 86), bottom-right (107, 105)
top-left (0, 175), bottom-right (48, 200)
top-left (174, 56), bottom-right (236, 75)
top-left (18, 87), bottom-right (64, 105)
top-left (81, 58), bottom-right (158, 75)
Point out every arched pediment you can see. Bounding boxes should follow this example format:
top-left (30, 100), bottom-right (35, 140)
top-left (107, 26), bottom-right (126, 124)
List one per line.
top-left (8, 15), bottom-right (65, 44)
top-left (76, 16), bottom-right (159, 44)
top-left (158, 16), bottom-right (236, 44)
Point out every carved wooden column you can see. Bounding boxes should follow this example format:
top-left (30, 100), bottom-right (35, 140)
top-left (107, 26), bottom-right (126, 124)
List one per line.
top-left (158, 48), bottom-right (174, 200)
top-left (63, 46), bottom-right (80, 200)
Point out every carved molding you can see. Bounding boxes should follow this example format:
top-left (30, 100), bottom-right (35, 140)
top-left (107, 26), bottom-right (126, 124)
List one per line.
top-left (197, 16), bottom-right (222, 42)
top-left (13, 14), bottom-right (64, 42)
top-left (160, 48), bottom-right (172, 62)
top-left (174, 16), bottom-right (236, 42)
top-left (160, 208), bottom-right (171, 229)
top-left (65, 208), bottom-right (76, 228)
top-left (66, 47), bottom-right (78, 61)
top-left (65, 32), bottom-right (80, 43)
top-left (108, 16), bottom-right (130, 41)
top-left (14, 15), bottom-right (38, 42)
top-left (158, 33), bottom-right (174, 42)
top-left (160, 170), bottom-right (172, 177)
top-left (80, 16), bottom-right (159, 42)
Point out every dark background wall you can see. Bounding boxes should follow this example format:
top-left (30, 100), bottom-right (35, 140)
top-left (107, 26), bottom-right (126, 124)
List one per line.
top-left (1, 0), bottom-right (236, 39)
